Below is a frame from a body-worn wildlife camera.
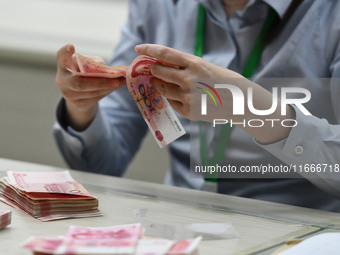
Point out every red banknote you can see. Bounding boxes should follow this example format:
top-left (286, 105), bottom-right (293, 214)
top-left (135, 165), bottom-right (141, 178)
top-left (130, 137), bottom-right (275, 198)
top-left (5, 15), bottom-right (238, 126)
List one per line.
top-left (126, 56), bottom-right (186, 148)
top-left (56, 224), bottom-right (142, 254)
top-left (21, 225), bottom-right (201, 254)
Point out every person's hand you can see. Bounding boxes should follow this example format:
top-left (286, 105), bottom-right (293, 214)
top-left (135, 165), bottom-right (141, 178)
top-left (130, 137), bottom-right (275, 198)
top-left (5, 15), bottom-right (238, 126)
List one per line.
top-left (135, 44), bottom-right (242, 120)
top-left (135, 44), bottom-right (295, 144)
top-left (55, 44), bottom-right (126, 131)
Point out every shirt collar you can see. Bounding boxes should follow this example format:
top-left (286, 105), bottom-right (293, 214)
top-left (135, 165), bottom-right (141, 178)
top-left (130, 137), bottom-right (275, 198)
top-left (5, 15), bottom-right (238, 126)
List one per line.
top-left (172, 0), bottom-right (293, 20)
top-left (262, 0), bottom-right (294, 19)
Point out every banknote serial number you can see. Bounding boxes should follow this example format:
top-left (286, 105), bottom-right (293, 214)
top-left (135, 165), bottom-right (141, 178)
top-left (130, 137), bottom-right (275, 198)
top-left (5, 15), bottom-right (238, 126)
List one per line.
top-left (292, 164), bottom-right (340, 173)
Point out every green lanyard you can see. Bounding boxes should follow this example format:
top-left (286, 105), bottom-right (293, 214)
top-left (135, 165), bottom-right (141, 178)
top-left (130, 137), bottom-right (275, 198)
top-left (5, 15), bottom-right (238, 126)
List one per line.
top-left (196, 4), bottom-right (278, 182)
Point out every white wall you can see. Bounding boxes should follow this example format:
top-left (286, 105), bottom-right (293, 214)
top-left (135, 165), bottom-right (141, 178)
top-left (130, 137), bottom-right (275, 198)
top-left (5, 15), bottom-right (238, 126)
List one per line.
top-left (0, 0), bottom-right (128, 61)
top-left (0, 0), bottom-right (169, 183)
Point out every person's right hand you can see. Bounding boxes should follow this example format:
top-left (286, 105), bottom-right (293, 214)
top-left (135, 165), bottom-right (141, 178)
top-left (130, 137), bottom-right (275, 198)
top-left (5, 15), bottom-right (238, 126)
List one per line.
top-left (55, 44), bottom-right (126, 131)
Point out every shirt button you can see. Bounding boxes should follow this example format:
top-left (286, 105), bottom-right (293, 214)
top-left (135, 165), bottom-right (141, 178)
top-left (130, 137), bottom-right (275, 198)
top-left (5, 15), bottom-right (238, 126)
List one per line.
top-left (295, 145), bottom-right (304, 155)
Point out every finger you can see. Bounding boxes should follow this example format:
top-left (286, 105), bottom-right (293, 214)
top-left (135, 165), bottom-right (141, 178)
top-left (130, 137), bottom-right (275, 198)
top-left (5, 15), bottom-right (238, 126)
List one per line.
top-left (57, 44), bottom-right (77, 70)
top-left (151, 64), bottom-right (189, 90)
top-left (151, 78), bottom-right (184, 101)
top-left (68, 77), bottom-right (126, 92)
top-left (168, 99), bottom-right (188, 117)
top-left (135, 44), bottom-right (190, 68)
top-left (71, 54), bottom-right (81, 71)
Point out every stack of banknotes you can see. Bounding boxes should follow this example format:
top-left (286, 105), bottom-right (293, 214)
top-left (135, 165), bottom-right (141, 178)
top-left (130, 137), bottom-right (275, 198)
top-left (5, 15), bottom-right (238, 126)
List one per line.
top-left (69, 53), bottom-right (186, 148)
top-left (21, 223), bottom-right (201, 255)
top-left (0, 171), bottom-right (101, 221)
top-left (0, 209), bottom-right (11, 230)
top-left (67, 53), bottom-right (128, 78)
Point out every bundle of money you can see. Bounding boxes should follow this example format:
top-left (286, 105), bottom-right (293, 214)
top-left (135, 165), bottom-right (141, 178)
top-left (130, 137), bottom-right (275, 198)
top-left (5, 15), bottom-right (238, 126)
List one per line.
top-left (0, 209), bottom-right (11, 230)
top-left (67, 52), bottom-right (186, 148)
top-left (21, 224), bottom-right (201, 255)
top-left (67, 53), bottom-right (128, 78)
top-left (0, 171), bottom-right (101, 221)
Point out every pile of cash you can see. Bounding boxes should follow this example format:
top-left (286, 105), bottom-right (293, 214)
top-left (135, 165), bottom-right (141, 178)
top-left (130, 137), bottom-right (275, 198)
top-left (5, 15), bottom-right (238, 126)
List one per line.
top-left (0, 171), bottom-right (101, 221)
top-left (21, 223), bottom-right (201, 255)
top-left (0, 209), bottom-right (11, 230)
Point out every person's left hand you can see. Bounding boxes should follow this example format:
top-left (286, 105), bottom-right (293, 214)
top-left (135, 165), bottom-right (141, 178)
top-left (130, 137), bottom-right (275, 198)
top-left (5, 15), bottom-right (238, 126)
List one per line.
top-left (135, 44), bottom-right (243, 120)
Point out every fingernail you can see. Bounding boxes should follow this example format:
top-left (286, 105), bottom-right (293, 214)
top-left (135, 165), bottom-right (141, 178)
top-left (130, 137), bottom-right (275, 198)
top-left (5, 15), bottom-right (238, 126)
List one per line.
top-left (66, 44), bottom-right (72, 53)
top-left (135, 45), bottom-right (141, 53)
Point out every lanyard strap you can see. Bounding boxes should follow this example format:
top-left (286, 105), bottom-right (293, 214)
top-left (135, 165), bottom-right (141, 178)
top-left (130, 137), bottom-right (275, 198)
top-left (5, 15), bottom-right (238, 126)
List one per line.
top-left (196, 4), bottom-right (278, 182)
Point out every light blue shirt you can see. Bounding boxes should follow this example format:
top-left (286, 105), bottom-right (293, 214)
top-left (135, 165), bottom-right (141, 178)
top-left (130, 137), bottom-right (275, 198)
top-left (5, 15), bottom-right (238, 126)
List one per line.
top-left (54, 0), bottom-right (340, 211)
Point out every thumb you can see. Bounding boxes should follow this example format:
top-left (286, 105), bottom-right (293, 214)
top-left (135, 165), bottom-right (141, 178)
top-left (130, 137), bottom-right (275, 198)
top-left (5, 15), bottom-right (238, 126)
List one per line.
top-left (57, 44), bottom-right (76, 70)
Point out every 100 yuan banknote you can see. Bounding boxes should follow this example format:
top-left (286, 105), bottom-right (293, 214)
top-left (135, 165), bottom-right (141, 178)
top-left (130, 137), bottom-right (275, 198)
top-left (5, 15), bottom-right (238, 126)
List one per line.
top-left (126, 56), bottom-right (186, 148)
top-left (56, 224), bottom-right (142, 254)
